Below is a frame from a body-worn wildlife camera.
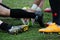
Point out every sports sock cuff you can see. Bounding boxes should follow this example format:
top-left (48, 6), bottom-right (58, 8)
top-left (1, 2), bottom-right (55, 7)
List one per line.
top-left (36, 7), bottom-right (41, 11)
top-left (10, 9), bottom-right (36, 18)
top-left (0, 3), bottom-right (11, 9)
top-left (0, 22), bottom-right (12, 32)
top-left (31, 4), bottom-right (38, 10)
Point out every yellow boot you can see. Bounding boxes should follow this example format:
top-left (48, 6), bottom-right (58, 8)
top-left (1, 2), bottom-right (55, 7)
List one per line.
top-left (39, 23), bottom-right (60, 33)
top-left (22, 25), bottom-right (29, 31)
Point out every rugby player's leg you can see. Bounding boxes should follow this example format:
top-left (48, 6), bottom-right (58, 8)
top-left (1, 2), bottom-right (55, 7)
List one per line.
top-left (49, 0), bottom-right (60, 25)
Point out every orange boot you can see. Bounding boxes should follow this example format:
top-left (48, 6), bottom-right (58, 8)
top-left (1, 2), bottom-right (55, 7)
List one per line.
top-left (39, 23), bottom-right (60, 33)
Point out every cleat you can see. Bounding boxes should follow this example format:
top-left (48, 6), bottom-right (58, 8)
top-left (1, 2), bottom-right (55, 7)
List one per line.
top-left (9, 25), bottom-right (28, 34)
top-left (44, 8), bottom-right (51, 13)
top-left (21, 25), bottom-right (28, 31)
top-left (9, 26), bottom-right (20, 34)
top-left (39, 23), bottom-right (60, 33)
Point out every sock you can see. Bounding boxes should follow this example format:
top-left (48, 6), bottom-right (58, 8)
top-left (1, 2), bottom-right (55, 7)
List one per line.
top-left (49, 0), bottom-right (60, 25)
top-left (36, 7), bottom-right (41, 11)
top-left (31, 4), bottom-right (38, 10)
top-left (10, 9), bottom-right (36, 18)
top-left (10, 9), bottom-right (45, 27)
top-left (0, 20), bottom-right (12, 32)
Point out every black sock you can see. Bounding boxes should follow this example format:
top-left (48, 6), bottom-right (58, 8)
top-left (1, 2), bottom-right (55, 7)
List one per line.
top-left (10, 9), bottom-right (36, 18)
top-left (37, 15), bottom-right (45, 27)
top-left (49, 0), bottom-right (60, 25)
top-left (10, 9), bottom-right (45, 27)
top-left (0, 22), bottom-right (12, 32)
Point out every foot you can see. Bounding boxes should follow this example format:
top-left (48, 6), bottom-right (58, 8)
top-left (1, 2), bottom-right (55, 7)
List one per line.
top-left (9, 25), bottom-right (28, 34)
top-left (39, 23), bottom-right (60, 33)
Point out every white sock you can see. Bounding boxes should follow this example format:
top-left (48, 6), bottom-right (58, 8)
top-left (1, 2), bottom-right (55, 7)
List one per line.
top-left (0, 20), bottom-right (3, 25)
top-left (31, 4), bottom-right (38, 10)
top-left (36, 7), bottom-right (41, 11)
top-left (9, 26), bottom-right (14, 32)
